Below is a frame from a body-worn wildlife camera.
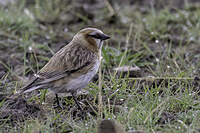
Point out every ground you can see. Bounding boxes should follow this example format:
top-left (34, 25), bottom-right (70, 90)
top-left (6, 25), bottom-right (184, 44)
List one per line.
top-left (0, 0), bottom-right (200, 132)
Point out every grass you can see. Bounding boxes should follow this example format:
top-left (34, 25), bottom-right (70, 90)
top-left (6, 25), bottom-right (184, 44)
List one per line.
top-left (0, 0), bottom-right (200, 132)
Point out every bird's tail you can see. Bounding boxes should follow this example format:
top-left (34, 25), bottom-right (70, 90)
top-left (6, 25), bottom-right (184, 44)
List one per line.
top-left (10, 84), bottom-right (44, 99)
top-left (22, 85), bottom-right (44, 93)
top-left (10, 76), bottom-right (43, 98)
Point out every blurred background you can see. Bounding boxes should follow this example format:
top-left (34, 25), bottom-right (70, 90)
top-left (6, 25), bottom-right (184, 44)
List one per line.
top-left (0, 0), bottom-right (200, 79)
top-left (0, 0), bottom-right (200, 132)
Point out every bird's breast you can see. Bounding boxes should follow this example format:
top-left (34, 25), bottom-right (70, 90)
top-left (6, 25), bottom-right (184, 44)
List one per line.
top-left (55, 60), bottom-right (100, 93)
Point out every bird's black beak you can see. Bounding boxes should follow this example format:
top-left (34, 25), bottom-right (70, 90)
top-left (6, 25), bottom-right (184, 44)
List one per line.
top-left (100, 33), bottom-right (110, 40)
top-left (88, 32), bottom-right (110, 40)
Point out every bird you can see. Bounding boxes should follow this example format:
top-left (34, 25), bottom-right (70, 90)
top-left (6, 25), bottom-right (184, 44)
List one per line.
top-left (18, 27), bottom-right (110, 109)
top-left (97, 119), bottom-right (125, 133)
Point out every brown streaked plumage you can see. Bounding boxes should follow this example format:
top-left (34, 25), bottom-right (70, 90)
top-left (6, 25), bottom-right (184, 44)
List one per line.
top-left (19, 28), bottom-right (110, 108)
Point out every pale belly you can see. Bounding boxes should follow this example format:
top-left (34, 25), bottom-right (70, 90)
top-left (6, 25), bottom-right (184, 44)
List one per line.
top-left (52, 61), bottom-right (100, 94)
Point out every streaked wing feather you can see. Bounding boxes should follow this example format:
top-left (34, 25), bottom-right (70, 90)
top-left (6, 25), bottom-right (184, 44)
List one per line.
top-left (35, 61), bottom-right (91, 85)
top-left (20, 76), bottom-right (39, 93)
top-left (20, 43), bottom-right (96, 93)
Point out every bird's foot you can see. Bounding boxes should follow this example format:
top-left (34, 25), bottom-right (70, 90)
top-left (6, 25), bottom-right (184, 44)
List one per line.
top-left (52, 103), bottom-right (64, 109)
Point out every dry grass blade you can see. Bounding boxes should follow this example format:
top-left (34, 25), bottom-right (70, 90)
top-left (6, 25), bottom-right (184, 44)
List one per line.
top-left (98, 50), bottom-right (103, 118)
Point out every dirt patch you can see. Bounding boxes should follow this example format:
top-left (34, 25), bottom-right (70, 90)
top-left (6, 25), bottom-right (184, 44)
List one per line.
top-left (0, 96), bottom-right (42, 123)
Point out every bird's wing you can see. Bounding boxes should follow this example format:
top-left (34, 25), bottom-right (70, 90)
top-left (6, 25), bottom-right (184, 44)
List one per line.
top-left (21, 42), bottom-right (97, 93)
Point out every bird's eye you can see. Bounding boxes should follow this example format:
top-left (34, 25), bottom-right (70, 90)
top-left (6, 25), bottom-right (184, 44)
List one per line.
top-left (88, 32), bottom-right (101, 39)
top-left (88, 32), bottom-right (110, 40)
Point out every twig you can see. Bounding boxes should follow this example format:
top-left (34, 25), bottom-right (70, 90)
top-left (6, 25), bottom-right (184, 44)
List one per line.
top-left (121, 77), bottom-right (195, 81)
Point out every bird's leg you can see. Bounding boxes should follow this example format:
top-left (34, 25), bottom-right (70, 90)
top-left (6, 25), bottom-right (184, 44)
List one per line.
top-left (53, 93), bottom-right (63, 109)
top-left (71, 92), bottom-right (83, 112)
top-left (55, 94), bottom-right (60, 106)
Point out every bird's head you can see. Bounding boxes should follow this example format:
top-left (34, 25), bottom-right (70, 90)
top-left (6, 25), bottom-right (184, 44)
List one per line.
top-left (73, 28), bottom-right (110, 52)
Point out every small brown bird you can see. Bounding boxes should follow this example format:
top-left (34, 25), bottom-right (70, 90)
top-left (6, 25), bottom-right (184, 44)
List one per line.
top-left (19, 28), bottom-right (110, 108)
top-left (97, 119), bottom-right (125, 133)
